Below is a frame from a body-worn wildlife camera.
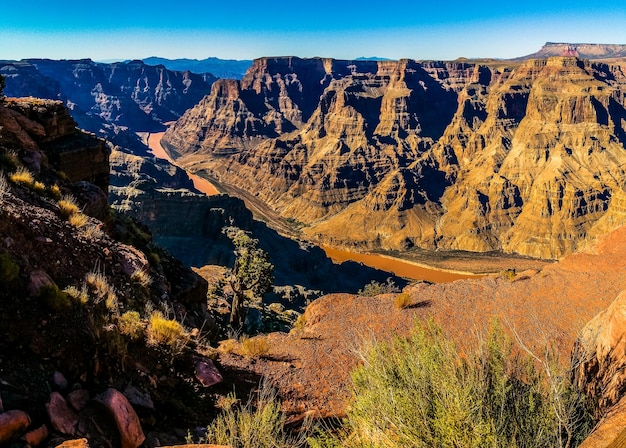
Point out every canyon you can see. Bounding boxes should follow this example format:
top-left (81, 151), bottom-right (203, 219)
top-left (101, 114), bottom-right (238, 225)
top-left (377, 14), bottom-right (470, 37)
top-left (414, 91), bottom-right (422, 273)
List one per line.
top-left (3, 43), bottom-right (626, 447)
top-left (163, 55), bottom-right (626, 259)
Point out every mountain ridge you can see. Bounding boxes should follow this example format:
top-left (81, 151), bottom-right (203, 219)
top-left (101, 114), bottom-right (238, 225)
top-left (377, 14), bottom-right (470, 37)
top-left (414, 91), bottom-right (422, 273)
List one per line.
top-left (162, 55), bottom-right (626, 259)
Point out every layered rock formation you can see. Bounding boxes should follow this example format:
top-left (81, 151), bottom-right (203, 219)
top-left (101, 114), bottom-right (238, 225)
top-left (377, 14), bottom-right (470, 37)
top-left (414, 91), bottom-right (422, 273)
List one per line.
top-left (519, 42), bottom-right (626, 60)
top-left (0, 98), bottom-right (109, 193)
top-left (0, 59), bottom-right (215, 153)
top-left (163, 56), bottom-right (626, 259)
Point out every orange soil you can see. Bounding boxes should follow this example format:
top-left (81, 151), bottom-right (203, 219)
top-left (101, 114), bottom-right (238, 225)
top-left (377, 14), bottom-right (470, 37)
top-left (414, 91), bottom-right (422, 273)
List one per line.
top-left (323, 246), bottom-right (481, 282)
top-left (219, 225), bottom-right (626, 421)
top-left (145, 131), bottom-right (219, 196)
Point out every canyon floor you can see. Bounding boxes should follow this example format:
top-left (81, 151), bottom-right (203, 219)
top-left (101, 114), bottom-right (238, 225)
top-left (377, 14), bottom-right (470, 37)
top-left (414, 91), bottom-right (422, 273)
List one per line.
top-left (144, 129), bottom-right (552, 280)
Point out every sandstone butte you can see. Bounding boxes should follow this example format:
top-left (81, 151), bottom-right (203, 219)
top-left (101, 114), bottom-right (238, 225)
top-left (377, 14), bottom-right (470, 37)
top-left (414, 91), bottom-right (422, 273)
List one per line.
top-left (162, 56), bottom-right (626, 260)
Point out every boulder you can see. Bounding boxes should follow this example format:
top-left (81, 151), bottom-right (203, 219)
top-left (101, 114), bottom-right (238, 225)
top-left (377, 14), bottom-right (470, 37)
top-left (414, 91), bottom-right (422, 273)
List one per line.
top-left (194, 358), bottom-right (223, 387)
top-left (0, 410), bottom-right (30, 444)
top-left (47, 392), bottom-right (79, 435)
top-left (95, 388), bottom-right (145, 448)
top-left (22, 424), bottom-right (49, 447)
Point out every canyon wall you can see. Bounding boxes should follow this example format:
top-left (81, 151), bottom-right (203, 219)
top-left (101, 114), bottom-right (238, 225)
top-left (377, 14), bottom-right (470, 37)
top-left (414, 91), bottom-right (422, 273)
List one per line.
top-left (163, 56), bottom-right (626, 259)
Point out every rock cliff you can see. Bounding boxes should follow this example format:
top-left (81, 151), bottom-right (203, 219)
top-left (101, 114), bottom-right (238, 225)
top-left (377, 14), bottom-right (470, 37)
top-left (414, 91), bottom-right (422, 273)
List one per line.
top-left (0, 59), bottom-right (215, 154)
top-left (0, 99), bottom-right (214, 447)
top-left (163, 56), bottom-right (626, 259)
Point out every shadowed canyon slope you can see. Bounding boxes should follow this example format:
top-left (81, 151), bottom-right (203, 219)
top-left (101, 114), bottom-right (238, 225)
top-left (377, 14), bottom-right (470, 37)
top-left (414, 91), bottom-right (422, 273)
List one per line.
top-left (0, 59), bottom-right (215, 153)
top-left (163, 56), bottom-right (626, 259)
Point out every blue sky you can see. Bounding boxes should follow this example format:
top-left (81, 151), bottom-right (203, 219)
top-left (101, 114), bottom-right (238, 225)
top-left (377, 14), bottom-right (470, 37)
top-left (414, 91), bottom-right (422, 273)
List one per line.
top-left (1, 0), bottom-right (626, 61)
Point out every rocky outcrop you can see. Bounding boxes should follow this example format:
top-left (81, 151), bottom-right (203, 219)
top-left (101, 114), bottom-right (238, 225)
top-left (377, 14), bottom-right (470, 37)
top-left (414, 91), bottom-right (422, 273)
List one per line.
top-left (573, 290), bottom-right (626, 414)
top-left (0, 98), bottom-right (110, 193)
top-left (0, 99), bottom-right (215, 446)
top-left (163, 56), bottom-right (626, 259)
top-left (1, 59), bottom-right (215, 156)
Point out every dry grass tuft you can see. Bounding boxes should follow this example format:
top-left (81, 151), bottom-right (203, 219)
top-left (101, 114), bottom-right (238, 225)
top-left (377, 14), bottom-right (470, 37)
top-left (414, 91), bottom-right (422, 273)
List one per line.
top-left (58, 195), bottom-right (80, 218)
top-left (85, 269), bottom-right (117, 310)
top-left (394, 292), bottom-right (412, 309)
top-left (146, 311), bottom-right (187, 350)
top-left (118, 311), bottom-right (144, 339)
top-left (48, 184), bottom-right (61, 200)
top-left (82, 224), bottom-right (104, 239)
top-left (131, 268), bottom-right (152, 288)
top-left (9, 167), bottom-right (34, 187)
top-left (0, 172), bottom-right (9, 197)
top-left (33, 181), bottom-right (46, 194)
top-left (63, 285), bottom-right (89, 305)
top-left (69, 212), bottom-right (89, 228)
top-left (240, 335), bottom-right (271, 358)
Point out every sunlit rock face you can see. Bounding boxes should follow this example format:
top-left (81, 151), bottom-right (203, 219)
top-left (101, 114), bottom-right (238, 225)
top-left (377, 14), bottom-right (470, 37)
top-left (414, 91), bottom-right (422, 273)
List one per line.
top-left (163, 56), bottom-right (626, 259)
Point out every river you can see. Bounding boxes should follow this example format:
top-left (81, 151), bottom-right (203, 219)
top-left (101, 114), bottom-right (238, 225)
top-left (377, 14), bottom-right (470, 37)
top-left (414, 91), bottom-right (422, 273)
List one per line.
top-left (143, 128), bottom-right (482, 283)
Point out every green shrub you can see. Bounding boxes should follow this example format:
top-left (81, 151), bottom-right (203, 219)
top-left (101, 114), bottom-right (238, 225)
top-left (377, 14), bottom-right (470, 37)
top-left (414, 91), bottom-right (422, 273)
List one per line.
top-left (205, 382), bottom-right (310, 448)
top-left (358, 278), bottom-right (400, 296)
top-left (0, 252), bottom-right (19, 284)
top-left (313, 319), bottom-right (594, 448)
top-left (40, 284), bottom-right (71, 311)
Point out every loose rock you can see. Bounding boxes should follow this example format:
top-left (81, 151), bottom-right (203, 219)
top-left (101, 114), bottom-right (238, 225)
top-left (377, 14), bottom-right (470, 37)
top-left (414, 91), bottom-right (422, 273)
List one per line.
top-left (96, 388), bottom-right (145, 448)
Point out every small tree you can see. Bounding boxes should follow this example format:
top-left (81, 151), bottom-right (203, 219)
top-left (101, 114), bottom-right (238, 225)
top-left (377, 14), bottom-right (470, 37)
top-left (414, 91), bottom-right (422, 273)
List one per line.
top-left (0, 74), bottom-right (5, 100)
top-left (224, 227), bottom-right (274, 330)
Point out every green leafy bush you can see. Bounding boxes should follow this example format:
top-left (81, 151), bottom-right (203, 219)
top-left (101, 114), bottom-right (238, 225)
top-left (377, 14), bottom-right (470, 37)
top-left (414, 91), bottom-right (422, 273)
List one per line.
top-left (358, 278), bottom-right (400, 296)
top-left (313, 319), bottom-right (594, 448)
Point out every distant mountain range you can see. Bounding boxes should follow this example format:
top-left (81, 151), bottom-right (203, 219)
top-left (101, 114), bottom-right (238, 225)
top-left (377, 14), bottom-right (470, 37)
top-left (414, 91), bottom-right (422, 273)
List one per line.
top-left (142, 56), bottom-right (253, 79)
top-left (516, 42), bottom-right (626, 60)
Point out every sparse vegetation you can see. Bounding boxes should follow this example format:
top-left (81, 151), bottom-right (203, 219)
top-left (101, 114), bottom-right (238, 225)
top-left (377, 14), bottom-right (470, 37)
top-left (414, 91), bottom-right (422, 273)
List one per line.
top-left (9, 167), bottom-right (34, 188)
top-left (47, 184), bottom-right (61, 200)
top-left (32, 181), bottom-right (46, 194)
top-left (0, 150), bottom-right (18, 172)
top-left (85, 269), bottom-right (118, 313)
top-left (39, 284), bottom-right (71, 311)
top-left (146, 310), bottom-right (187, 350)
top-left (0, 252), bottom-right (19, 284)
top-left (240, 335), bottom-right (271, 358)
top-left (69, 212), bottom-right (89, 228)
top-left (63, 284), bottom-right (89, 305)
top-left (311, 319), bottom-right (594, 448)
top-left (223, 227), bottom-right (275, 330)
top-left (290, 313), bottom-right (307, 335)
top-left (58, 194), bottom-right (80, 218)
top-left (118, 311), bottom-right (144, 339)
top-left (205, 382), bottom-right (311, 448)
top-left (394, 292), bottom-right (412, 309)
top-left (81, 223), bottom-right (104, 239)
top-left (131, 268), bottom-right (152, 288)
top-left (358, 278), bottom-right (400, 296)
top-left (501, 268), bottom-right (517, 281)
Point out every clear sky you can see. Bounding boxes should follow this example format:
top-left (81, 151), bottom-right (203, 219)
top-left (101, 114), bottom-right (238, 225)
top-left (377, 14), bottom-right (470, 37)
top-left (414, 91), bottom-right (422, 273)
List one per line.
top-left (1, 0), bottom-right (626, 61)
